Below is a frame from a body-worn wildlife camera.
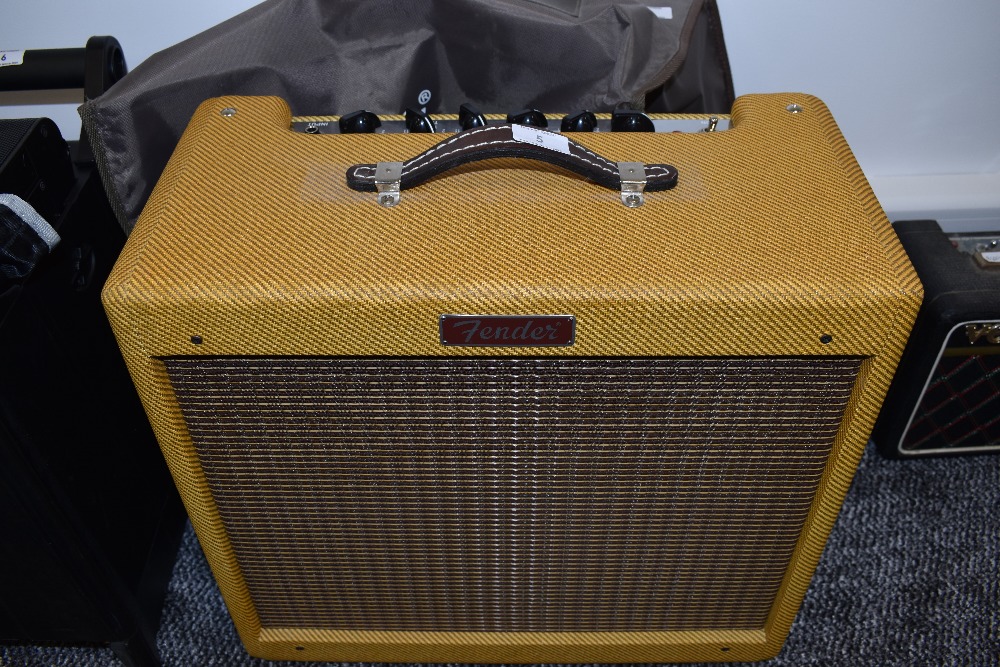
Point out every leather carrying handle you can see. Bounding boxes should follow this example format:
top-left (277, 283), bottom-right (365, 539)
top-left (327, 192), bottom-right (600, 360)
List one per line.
top-left (345, 124), bottom-right (678, 204)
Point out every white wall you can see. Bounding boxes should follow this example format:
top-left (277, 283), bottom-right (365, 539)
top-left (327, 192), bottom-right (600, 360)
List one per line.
top-left (2, 0), bottom-right (999, 226)
top-left (0, 0), bottom-right (260, 136)
top-left (716, 0), bottom-right (1000, 228)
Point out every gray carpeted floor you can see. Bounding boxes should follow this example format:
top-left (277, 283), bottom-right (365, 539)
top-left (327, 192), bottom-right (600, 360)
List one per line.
top-left (2, 443), bottom-right (997, 667)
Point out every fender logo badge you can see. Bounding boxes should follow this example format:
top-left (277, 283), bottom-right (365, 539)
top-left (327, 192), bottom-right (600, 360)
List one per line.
top-left (440, 315), bottom-right (576, 347)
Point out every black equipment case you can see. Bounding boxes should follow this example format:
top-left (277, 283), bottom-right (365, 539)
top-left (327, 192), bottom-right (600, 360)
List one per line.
top-left (0, 38), bottom-right (186, 667)
top-left (872, 220), bottom-right (1000, 457)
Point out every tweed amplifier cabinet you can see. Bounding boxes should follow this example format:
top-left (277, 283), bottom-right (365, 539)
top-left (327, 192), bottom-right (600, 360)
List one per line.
top-left (103, 94), bottom-right (921, 663)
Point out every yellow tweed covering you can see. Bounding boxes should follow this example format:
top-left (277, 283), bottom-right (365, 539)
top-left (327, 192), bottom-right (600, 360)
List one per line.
top-left (103, 94), bottom-right (920, 663)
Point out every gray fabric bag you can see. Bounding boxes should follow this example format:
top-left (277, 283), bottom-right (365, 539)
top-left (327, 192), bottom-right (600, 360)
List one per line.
top-left (80, 0), bottom-right (733, 233)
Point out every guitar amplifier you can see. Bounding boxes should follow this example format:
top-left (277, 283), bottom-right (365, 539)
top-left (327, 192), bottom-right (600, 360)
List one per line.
top-left (102, 94), bottom-right (921, 663)
top-left (871, 219), bottom-right (1000, 457)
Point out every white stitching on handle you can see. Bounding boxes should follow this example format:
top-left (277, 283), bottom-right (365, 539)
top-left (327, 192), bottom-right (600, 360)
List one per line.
top-left (354, 157), bottom-right (672, 184)
top-left (350, 126), bottom-right (502, 182)
top-left (350, 125), bottom-right (674, 185)
top-left (408, 125), bottom-right (500, 163)
top-left (404, 136), bottom-right (618, 179)
top-left (402, 125), bottom-right (616, 177)
top-left (645, 165), bottom-right (674, 177)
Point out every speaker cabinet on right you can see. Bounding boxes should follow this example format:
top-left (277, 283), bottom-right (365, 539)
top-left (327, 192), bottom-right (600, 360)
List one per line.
top-left (872, 220), bottom-right (1000, 457)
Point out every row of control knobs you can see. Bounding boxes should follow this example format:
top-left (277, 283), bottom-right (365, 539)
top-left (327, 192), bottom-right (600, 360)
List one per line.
top-left (338, 104), bottom-right (656, 134)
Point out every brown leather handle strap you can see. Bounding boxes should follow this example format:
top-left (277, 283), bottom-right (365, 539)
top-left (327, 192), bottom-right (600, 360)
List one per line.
top-left (345, 124), bottom-right (678, 194)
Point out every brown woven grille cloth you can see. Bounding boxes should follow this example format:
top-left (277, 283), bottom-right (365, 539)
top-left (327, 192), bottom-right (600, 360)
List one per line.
top-left (165, 356), bottom-right (861, 632)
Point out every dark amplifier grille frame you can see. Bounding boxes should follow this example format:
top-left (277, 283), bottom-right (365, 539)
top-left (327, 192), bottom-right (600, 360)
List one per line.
top-left (165, 355), bottom-right (862, 634)
top-left (892, 320), bottom-right (1000, 455)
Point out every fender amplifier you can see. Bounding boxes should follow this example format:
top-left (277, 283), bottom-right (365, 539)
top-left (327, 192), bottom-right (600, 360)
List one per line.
top-left (872, 220), bottom-right (1000, 457)
top-left (102, 94), bottom-right (921, 663)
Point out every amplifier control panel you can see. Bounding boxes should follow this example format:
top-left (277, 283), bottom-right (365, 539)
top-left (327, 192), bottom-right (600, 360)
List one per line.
top-left (291, 104), bottom-right (729, 135)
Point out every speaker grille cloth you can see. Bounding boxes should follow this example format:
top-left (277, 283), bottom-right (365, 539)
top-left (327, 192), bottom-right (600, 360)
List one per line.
top-left (165, 356), bottom-right (861, 632)
top-left (902, 353), bottom-right (1000, 451)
